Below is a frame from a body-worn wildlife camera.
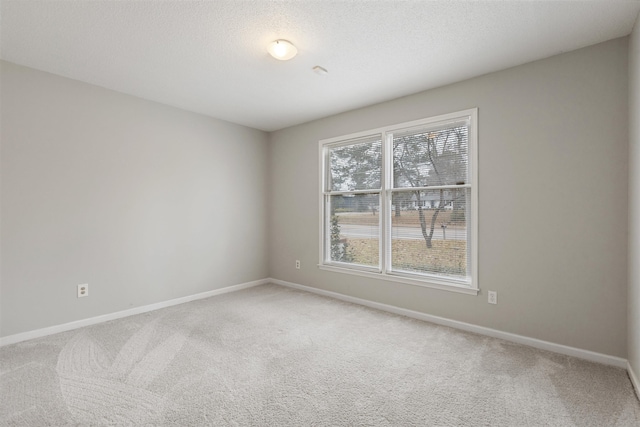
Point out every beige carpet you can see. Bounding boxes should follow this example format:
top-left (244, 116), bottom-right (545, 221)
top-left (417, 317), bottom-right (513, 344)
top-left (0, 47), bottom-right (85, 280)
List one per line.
top-left (1, 283), bottom-right (639, 426)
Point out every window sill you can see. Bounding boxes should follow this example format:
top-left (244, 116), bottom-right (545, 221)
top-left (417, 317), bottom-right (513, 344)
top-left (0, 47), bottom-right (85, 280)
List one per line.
top-left (318, 264), bottom-right (479, 295)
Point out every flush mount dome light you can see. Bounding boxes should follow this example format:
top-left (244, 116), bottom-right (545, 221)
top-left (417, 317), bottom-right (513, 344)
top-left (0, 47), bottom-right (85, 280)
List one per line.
top-left (268, 39), bottom-right (297, 60)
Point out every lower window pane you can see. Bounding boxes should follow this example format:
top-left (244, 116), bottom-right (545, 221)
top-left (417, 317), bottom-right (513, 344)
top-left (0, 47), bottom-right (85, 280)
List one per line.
top-left (391, 188), bottom-right (469, 278)
top-left (329, 194), bottom-right (379, 267)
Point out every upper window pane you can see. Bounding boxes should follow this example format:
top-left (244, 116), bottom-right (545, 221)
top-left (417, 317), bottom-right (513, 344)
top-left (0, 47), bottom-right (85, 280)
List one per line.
top-left (392, 120), bottom-right (469, 188)
top-left (328, 137), bottom-right (382, 191)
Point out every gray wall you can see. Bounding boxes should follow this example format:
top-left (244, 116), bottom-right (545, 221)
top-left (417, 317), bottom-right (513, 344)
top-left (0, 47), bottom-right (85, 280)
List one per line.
top-left (0, 61), bottom-right (269, 337)
top-left (1, 37), bottom-right (632, 361)
top-left (629, 15), bottom-right (640, 378)
top-left (269, 38), bottom-right (629, 358)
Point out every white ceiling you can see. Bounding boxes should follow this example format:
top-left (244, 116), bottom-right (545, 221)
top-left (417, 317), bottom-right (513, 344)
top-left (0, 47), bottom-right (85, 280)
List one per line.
top-left (2, 1), bottom-right (639, 132)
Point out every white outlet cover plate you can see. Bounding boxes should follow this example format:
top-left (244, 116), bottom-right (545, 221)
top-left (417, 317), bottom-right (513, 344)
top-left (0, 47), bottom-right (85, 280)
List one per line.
top-left (488, 291), bottom-right (497, 304)
top-left (78, 284), bottom-right (89, 298)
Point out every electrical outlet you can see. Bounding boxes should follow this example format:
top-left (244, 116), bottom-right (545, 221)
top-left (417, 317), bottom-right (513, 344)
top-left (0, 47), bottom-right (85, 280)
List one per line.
top-left (295, 260), bottom-right (301, 269)
top-left (77, 284), bottom-right (89, 298)
top-left (488, 290), bottom-right (497, 305)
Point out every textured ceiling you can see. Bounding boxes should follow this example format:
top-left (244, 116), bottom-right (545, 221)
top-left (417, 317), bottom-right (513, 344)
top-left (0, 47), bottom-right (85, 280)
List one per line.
top-left (2, 1), bottom-right (640, 132)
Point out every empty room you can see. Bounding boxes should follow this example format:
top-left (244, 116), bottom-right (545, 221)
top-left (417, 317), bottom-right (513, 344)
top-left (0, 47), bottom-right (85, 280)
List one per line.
top-left (2, 0), bottom-right (640, 425)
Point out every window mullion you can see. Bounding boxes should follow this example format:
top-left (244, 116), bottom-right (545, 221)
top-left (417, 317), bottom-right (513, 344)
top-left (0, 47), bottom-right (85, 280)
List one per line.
top-left (323, 189), bottom-right (381, 196)
top-left (382, 132), bottom-right (393, 274)
top-left (379, 136), bottom-right (384, 273)
top-left (391, 184), bottom-right (471, 192)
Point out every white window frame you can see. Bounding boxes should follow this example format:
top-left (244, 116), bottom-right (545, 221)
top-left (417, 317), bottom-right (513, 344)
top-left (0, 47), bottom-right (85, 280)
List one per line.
top-left (318, 108), bottom-right (478, 295)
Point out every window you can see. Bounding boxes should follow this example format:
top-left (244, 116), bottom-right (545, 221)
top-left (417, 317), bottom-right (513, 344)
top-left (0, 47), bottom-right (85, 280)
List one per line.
top-left (319, 109), bottom-right (478, 294)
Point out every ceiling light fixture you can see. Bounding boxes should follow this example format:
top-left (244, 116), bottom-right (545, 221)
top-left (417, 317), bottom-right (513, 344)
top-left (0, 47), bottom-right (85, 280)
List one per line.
top-left (267, 39), bottom-right (297, 61)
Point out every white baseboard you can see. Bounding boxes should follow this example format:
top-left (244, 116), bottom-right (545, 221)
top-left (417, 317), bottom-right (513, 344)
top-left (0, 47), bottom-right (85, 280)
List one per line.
top-left (270, 278), bottom-right (628, 369)
top-left (2, 276), bottom-right (631, 374)
top-left (629, 362), bottom-right (640, 400)
top-left (0, 278), bottom-right (269, 347)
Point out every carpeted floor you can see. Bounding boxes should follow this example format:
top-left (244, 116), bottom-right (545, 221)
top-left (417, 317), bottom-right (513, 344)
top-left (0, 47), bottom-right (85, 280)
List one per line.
top-left (1, 283), bottom-right (639, 426)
